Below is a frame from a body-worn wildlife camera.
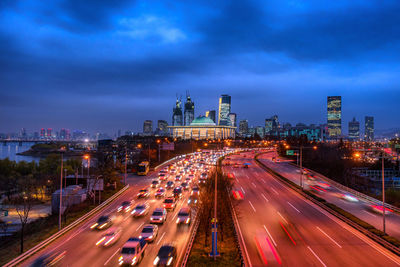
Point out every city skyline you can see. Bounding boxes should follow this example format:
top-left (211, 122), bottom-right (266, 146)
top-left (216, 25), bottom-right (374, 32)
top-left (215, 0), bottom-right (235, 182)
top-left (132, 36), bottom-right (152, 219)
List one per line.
top-left (1, 1), bottom-right (400, 133)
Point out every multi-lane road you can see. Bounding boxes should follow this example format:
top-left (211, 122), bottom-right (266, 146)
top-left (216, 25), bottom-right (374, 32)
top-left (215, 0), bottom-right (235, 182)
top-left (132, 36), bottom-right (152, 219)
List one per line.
top-left (258, 152), bottom-right (400, 239)
top-left (225, 152), bottom-right (400, 266)
top-left (21, 164), bottom-right (197, 267)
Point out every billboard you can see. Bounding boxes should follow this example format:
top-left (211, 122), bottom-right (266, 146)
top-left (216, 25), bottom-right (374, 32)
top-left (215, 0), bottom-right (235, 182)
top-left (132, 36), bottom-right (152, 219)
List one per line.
top-left (161, 142), bottom-right (175, 151)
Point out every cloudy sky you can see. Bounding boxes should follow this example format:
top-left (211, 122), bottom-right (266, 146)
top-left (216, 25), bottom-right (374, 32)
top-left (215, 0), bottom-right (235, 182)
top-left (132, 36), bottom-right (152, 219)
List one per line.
top-left (1, 0), bottom-right (400, 134)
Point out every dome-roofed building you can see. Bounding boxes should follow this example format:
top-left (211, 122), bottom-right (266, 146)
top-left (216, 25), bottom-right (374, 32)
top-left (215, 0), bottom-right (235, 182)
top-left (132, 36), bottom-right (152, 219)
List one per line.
top-left (168, 115), bottom-right (235, 140)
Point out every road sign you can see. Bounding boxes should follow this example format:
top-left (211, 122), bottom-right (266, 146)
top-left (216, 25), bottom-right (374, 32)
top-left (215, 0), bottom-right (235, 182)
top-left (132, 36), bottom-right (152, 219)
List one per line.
top-left (286, 150), bottom-right (294, 156)
top-left (161, 143), bottom-right (174, 151)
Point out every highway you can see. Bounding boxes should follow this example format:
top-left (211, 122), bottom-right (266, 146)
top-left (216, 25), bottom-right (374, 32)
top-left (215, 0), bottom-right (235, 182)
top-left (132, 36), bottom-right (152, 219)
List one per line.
top-left (225, 152), bottom-right (400, 267)
top-left (21, 162), bottom-right (198, 267)
top-left (258, 152), bottom-right (400, 239)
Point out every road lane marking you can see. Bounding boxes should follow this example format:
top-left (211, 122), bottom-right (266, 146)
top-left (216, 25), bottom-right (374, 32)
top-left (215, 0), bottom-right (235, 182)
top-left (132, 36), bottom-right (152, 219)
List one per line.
top-left (104, 247), bottom-right (121, 265)
top-left (252, 182), bottom-right (257, 188)
top-left (123, 215), bottom-right (130, 222)
top-left (241, 186), bottom-right (246, 194)
top-left (249, 201), bottom-right (256, 212)
top-left (363, 210), bottom-right (377, 217)
top-left (317, 226), bottom-right (342, 248)
top-left (263, 225), bottom-right (277, 247)
top-left (261, 178), bottom-right (266, 183)
top-left (157, 231), bottom-right (166, 245)
top-left (135, 222), bottom-right (144, 231)
top-left (307, 246), bottom-right (327, 267)
top-left (277, 212), bottom-right (288, 224)
top-left (271, 187), bottom-right (279, 195)
top-left (287, 201), bottom-right (300, 213)
top-left (261, 193), bottom-right (269, 202)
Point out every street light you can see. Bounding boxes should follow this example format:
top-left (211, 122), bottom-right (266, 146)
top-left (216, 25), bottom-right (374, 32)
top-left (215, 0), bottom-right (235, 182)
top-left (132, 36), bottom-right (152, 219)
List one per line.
top-left (59, 146), bottom-right (66, 231)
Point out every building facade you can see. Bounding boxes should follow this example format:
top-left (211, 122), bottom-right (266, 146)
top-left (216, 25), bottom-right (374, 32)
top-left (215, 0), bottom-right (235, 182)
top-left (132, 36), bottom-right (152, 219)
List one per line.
top-left (255, 126), bottom-right (265, 138)
top-left (228, 113), bottom-right (237, 127)
top-left (239, 120), bottom-right (248, 136)
top-left (348, 117), bottom-right (360, 140)
top-left (157, 120), bottom-right (168, 133)
top-left (365, 116), bottom-right (374, 141)
top-left (205, 110), bottom-right (216, 123)
top-left (184, 94), bottom-right (195, 126)
top-left (172, 98), bottom-right (183, 126)
top-left (218, 94), bottom-right (231, 126)
top-left (143, 120), bottom-right (153, 135)
top-left (327, 96), bottom-right (342, 138)
top-left (265, 115), bottom-right (279, 135)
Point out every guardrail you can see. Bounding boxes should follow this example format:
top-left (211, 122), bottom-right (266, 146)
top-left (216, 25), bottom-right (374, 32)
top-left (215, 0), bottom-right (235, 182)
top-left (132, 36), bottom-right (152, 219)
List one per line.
top-left (255, 155), bottom-right (400, 256)
top-left (181, 207), bottom-right (201, 267)
top-left (4, 185), bottom-right (130, 267)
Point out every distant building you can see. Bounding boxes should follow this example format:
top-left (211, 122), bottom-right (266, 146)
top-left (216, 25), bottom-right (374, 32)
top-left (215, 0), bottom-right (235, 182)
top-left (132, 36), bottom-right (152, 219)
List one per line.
top-left (20, 128), bottom-right (26, 139)
top-left (143, 120), bottom-right (153, 135)
top-left (218, 94), bottom-right (231, 126)
top-left (47, 128), bottom-right (52, 138)
top-left (248, 127), bottom-right (255, 137)
top-left (205, 110), bottom-right (216, 123)
top-left (255, 126), bottom-right (265, 138)
top-left (168, 116), bottom-right (235, 140)
top-left (184, 93), bottom-right (195, 126)
top-left (228, 113), bottom-right (237, 127)
top-left (172, 98), bottom-right (183, 126)
top-left (365, 116), bottom-right (374, 141)
top-left (117, 129), bottom-right (121, 138)
top-left (40, 128), bottom-right (45, 138)
top-left (327, 96), bottom-right (342, 138)
top-left (33, 132), bottom-right (39, 139)
top-left (239, 120), bottom-right (248, 136)
top-left (265, 115), bottom-right (279, 135)
top-left (157, 120), bottom-right (168, 135)
top-left (348, 117), bottom-right (360, 140)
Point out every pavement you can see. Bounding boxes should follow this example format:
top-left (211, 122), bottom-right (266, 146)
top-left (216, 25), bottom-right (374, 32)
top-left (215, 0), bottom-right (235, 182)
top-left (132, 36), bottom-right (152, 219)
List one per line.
top-left (225, 152), bottom-right (400, 267)
top-left (20, 165), bottom-right (198, 267)
top-left (258, 152), bottom-right (400, 239)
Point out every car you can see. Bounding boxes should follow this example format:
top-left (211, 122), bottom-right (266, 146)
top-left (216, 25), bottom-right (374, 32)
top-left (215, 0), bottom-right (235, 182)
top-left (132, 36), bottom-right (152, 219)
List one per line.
top-left (188, 195), bottom-right (198, 205)
top-left (173, 187), bottom-right (183, 199)
top-left (176, 207), bottom-right (191, 225)
top-left (175, 175), bottom-right (182, 181)
top-left (165, 181), bottom-right (175, 189)
top-left (158, 173), bottom-right (168, 181)
top-left (151, 180), bottom-right (160, 188)
top-left (118, 237), bottom-right (147, 266)
top-left (155, 188), bottom-right (166, 198)
top-left (153, 244), bottom-right (177, 266)
top-left (139, 224), bottom-right (158, 242)
top-left (191, 186), bottom-right (200, 196)
top-left (150, 208), bottom-right (167, 224)
top-left (131, 203), bottom-right (150, 217)
top-left (185, 177), bottom-right (192, 184)
top-left (90, 215), bottom-right (115, 230)
top-left (163, 197), bottom-right (176, 211)
top-left (30, 251), bottom-right (66, 267)
top-left (118, 201), bottom-right (133, 213)
top-left (188, 174), bottom-right (195, 180)
top-left (137, 188), bottom-right (150, 198)
top-left (96, 227), bottom-right (122, 247)
top-left (180, 182), bottom-right (189, 190)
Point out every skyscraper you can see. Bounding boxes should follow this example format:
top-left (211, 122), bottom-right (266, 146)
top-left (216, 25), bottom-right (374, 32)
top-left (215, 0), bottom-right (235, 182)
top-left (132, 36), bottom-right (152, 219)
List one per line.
top-left (205, 110), bottom-right (216, 123)
top-left (348, 117), bottom-right (360, 140)
top-left (40, 128), bottom-right (45, 138)
top-left (365, 116), bottom-right (374, 141)
top-left (265, 115), bottom-right (279, 135)
top-left (47, 128), bottom-right (52, 138)
top-left (157, 120), bottom-right (168, 133)
top-left (218, 94), bottom-right (231, 126)
top-left (184, 93), bottom-right (195, 126)
top-left (327, 96), bottom-right (342, 138)
top-left (172, 98), bottom-right (183, 126)
top-left (228, 113), bottom-right (237, 127)
top-left (239, 120), bottom-right (248, 136)
top-left (143, 120), bottom-right (153, 135)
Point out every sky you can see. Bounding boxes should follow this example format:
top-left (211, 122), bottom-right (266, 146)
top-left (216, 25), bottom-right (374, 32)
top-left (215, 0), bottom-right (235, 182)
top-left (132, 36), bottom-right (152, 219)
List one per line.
top-left (1, 0), bottom-right (400, 135)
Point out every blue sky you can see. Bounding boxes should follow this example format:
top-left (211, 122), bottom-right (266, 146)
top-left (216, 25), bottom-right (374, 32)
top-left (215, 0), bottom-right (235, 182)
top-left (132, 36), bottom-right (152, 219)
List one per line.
top-left (1, 0), bottom-right (400, 134)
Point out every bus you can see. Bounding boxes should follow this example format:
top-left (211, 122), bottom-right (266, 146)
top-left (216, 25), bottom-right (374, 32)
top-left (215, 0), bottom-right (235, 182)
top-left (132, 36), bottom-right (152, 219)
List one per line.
top-left (137, 161), bottom-right (150, 176)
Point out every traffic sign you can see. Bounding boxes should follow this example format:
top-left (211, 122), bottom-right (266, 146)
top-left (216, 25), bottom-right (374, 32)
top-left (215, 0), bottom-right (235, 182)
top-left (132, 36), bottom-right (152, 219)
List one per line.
top-left (286, 150), bottom-right (294, 155)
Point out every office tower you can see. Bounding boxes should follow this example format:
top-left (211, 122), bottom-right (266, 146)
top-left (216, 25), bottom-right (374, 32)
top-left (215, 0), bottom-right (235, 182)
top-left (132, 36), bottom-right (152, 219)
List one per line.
top-left (327, 96), bottom-right (342, 138)
top-left (228, 113), bottom-right (237, 127)
top-left (20, 128), bottom-right (26, 138)
top-left (40, 128), bottom-right (45, 138)
top-left (348, 117), bottom-right (360, 140)
top-left (205, 110), bottom-right (216, 123)
top-left (47, 128), bottom-right (52, 138)
top-left (172, 97), bottom-right (183, 126)
top-left (117, 129), bottom-right (121, 138)
top-left (60, 128), bottom-right (67, 140)
top-left (143, 120), bottom-right (153, 135)
top-left (239, 120), bottom-right (248, 136)
top-left (157, 120), bottom-right (168, 133)
top-left (184, 93), bottom-right (195, 126)
top-left (255, 126), bottom-right (265, 138)
top-left (218, 94), bottom-right (231, 126)
top-left (365, 116), bottom-right (374, 141)
top-left (265, 115), bottom-right (279, 135)
top-left (33, 132), bottom-right (39, 139)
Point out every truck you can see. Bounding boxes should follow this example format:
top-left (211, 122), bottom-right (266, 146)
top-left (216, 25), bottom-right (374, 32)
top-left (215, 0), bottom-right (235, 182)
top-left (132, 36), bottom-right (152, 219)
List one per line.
top-left (137, 161), bottom-right (149, 176)
top-left (118, 237), bottom-right (148, 266)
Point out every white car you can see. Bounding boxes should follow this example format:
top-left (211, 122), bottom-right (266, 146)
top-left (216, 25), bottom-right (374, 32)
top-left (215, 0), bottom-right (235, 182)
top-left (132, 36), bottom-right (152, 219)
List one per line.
top-left (150, 208), bottom-right (167, 224)
top-left (96, 227), bottom-right (122, 247)
top-left (131, 203), bottom-right (150, 217)
top-left (139, 224), bottom-right (158, 242)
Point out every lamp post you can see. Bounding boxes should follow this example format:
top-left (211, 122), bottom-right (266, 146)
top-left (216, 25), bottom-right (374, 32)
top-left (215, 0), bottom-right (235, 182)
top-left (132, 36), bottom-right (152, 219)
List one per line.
top-left (59, 147), bottom-right (66, 231)
top-left (382, 152), bottom-right (386, 234)
top-left (207, 161), bottom-right (219, 259)
top-left (124, 148), bottom-right (128, 185)
top-left (285, 144), bottom-right (317, 189)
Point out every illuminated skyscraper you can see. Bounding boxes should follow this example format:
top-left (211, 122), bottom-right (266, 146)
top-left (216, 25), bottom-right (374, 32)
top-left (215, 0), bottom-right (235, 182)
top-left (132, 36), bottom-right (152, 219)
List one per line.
top-left (40, 128), bottom-right (45, 138)
top-left (47, 128), bottom-right (52, 138)
top-left (218, 94), bottom-right (231, 126)
top-left (348, 117), bottom-right (360, 140)
top-left (157, 120), bottom-right (168, 133)
top-left (228, 113), bottom-right (237, 127)
top-left (143, 120), bottom-right (153, 135)
top-left (172, 97), bottom-right (183, 126)
top-left (184, 93), bottom-right (195, 126)
top-left (327, 96), bottom-right (342, 138)
top-left (239, 120), bottom-right (248, 136)
top-left (365, 116), bottom-right (374, 141)
top-left (265, 115), bottom-right (278, 135)
top-left (205, 110), bottom-right (216, 123)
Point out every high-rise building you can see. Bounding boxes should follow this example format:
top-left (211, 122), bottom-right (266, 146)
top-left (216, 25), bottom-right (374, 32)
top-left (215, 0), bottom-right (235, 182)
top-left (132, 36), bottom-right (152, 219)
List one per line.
top-left (60, 128), bottom-right (67, 140)
top-left (184, 93), bottom-right (195, 126)
top-left (239, 120), bottom-right (248, 136)
top-left (172, 98), bottom-right (183, 126)
top-left (143, 120), bottom-right (153, 135)
top-left (117, 129), bottom-right (121, 138)
top-left (33, 132), bottom-right (39, 139)
top-left (20, 128), bottom-right (26, 139)
top-left (40, 128), bottom-right (45, 138)
top-left (255, 126), bottom-right (265, 138)
top-left (228, 113), bottom-right (237, 127)
top-left (365, 116), bottom-right (374, 141)
top-left (218, 94), bottom-right (231, 126)
top-left (47, 128), bottom-right (52, 138)
top-left (205, 110), bottom-right (216, 123)
top-left (157, 120), bottom-right (168, 133)
top-left (265, 115), bottom-right (279, 135)
top-left (327, 96), bottom-right (342, 138)
top-left (348, 117), bottom-right (360, 140)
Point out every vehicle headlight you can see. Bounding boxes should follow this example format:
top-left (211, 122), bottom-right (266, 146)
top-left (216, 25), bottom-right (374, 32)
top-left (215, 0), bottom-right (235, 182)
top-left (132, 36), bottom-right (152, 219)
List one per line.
top-left (176, 218), bottom-right (180, 223)
top-left (90, 223), bottom-right (98, 229)
top-left (167, 256), bottom-right (173, 266)
top-left (186, 218), bottom-right (190, 224)
top-left (153, 256), bottom-right (160, 265)
top-left (96, 237), bottom-right (106, 246)
top-left (132, 256), bottom-right (137, 264)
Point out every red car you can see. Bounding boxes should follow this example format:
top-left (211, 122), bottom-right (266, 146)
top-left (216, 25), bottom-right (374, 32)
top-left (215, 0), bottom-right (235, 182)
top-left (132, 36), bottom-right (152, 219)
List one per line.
top-left (163, 197), bottom-right (176, 211)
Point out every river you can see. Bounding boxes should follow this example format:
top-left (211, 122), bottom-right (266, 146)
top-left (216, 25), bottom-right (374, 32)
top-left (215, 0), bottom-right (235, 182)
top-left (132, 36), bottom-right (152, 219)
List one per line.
top-left (0, 142), bottom-right (41, 162)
